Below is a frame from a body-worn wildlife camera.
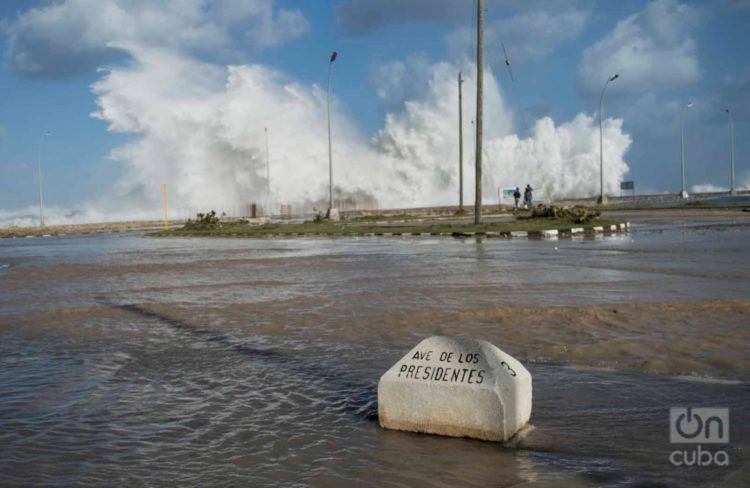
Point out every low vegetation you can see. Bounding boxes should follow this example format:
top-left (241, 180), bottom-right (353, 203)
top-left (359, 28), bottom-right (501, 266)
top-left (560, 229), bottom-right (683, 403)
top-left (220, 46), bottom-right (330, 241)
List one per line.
top-left (347, 213), bottom-right (418, 223)
top-left (183, 210), bottom-right (222, 230)
top-left (522, 204), bottom-right (601, 224)
top-left (153, 207), bottom-right (615, 238)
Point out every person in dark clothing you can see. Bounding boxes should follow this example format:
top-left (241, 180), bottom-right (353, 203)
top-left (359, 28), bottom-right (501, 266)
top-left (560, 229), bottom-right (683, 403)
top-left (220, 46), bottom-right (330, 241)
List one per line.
top-left (513, 187), bottom-right (521, 209)
top-left (524, 184), bottom-right (534, 209)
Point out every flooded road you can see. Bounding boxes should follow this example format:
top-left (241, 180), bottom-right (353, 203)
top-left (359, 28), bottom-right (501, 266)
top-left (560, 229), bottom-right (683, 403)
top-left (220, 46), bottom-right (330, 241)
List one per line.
top-left (1, 227), bottom-right (748, 486)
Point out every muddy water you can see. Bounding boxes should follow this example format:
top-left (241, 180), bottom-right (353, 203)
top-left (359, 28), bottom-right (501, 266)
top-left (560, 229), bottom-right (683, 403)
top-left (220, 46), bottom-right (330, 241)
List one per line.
top-left (1, 228), bottom-right (749, 486)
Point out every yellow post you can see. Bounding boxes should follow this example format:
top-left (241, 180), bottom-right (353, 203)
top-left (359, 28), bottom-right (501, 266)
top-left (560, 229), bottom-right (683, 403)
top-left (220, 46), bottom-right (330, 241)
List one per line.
top-left (162, 183), bottom-right (168, 229)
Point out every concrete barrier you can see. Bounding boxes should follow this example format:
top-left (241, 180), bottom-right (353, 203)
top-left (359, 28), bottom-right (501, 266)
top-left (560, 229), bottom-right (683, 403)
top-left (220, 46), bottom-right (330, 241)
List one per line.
top-left (378, 336), bottom-right (532, 442)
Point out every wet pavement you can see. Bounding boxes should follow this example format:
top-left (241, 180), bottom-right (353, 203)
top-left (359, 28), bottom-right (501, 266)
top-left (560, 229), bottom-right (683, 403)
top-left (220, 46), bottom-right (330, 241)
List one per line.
top-left (1, 225), bottom-right (748, 486)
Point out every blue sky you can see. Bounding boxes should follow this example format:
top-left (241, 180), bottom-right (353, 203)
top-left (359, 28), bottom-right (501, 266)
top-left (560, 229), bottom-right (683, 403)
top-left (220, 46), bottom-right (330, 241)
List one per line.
top-left (0, 0), bottom-right (749, 222)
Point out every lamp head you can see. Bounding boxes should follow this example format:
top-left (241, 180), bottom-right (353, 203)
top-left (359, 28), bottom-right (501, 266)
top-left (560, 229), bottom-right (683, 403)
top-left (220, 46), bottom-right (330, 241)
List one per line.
top-left (686, 102), bottom-right (694, 108)
top-left (610, 74), bottom-right (619, 81)
top-left (330, 51), bottom-right (338, 63)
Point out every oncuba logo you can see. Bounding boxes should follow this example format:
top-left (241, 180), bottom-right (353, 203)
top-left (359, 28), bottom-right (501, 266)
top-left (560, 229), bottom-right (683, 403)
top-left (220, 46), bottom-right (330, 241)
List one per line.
top-left (669, 407), bottom-right (729, 467)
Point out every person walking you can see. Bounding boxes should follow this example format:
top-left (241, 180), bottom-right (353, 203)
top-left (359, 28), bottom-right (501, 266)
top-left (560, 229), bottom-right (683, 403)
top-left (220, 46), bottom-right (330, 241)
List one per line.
top-left (513, 187), bottom-right (521, 209)
top-left (524, 184), bottom-right (534, 209)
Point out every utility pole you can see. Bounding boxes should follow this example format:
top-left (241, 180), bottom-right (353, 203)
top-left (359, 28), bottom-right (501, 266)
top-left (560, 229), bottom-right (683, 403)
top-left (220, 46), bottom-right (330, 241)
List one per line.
top-left (37, 131), bottom-right (51, 227)
top-left (162, 184), bottom-right (168, 230)
top-left (727, 109), bottom-right (736, 196)
top-left (598, 74), bottom-right (618, 205)
top-left (680, 102), bottom-right (693, 199)
top-left (474, 0), bottom-right (484, 225)
top-left (265, 127), bottom-right (270, 193)
top-left (265, 127), bottom-right (271, 216)
top-left (458, 72), bottom-right (464, 212)
top-left (326, 51), bottom-right (338, 219)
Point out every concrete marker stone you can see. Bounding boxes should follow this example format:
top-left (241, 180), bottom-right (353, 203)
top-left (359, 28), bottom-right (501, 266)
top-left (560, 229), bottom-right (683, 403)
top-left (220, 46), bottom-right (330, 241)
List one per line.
top-left (378, 336), bottom-right (532, 442)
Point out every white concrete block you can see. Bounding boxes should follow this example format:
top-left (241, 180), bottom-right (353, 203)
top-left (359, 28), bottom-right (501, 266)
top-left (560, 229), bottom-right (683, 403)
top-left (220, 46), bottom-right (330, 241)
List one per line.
top-left (378, 336), bottom-right (532, 442)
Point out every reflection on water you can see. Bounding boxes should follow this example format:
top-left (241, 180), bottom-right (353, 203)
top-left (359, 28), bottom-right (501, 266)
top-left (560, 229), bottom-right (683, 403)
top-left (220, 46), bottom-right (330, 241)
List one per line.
top-left (0, 229), bottom-right (748, 486)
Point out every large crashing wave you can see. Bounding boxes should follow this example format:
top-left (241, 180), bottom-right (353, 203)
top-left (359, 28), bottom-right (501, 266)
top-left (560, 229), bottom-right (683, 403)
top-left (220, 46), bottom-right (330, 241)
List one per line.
top-left (3, 52), bottom-right (631, 226)
top-left (94, 50), bottom-right (631, 208)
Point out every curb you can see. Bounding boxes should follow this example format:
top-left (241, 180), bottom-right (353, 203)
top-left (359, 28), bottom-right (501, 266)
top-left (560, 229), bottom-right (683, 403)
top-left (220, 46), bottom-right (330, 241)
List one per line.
top-left (139, 222), bottom-right (631, 241)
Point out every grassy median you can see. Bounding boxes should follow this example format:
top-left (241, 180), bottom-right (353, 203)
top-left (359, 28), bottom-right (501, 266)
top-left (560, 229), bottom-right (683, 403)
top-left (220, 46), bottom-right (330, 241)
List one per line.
top-left (152, 217), bottom-right (618, 238)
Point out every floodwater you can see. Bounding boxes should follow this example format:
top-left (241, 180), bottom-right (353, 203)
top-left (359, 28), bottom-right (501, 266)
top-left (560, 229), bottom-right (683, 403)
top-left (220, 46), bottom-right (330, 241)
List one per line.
top-left (1, 226), bottom-right (748, 486)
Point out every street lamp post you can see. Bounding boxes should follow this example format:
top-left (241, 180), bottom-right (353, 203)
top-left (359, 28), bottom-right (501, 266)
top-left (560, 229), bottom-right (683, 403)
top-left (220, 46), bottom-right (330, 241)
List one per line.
top-left (474, 0), bottom-right (484, 224)
top-left (326, 51), bottom-right (338, 220)
top-left (37, 130), bottom-right (51, 227)
top-left (264, 126), bottom-right (271, 216)
top-left (726, 109), bottom-right (736, 196)
top-left (680, 102), bottom-right (693, 199)
top-left (458, 72), bottom-right (464, 212)
top-left (598, 74), bottom-right (618, 205)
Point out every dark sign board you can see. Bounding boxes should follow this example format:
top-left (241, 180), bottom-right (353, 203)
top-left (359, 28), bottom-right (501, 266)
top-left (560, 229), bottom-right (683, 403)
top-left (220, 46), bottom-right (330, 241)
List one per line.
top-left (620, 181), bottom-right (634, 190)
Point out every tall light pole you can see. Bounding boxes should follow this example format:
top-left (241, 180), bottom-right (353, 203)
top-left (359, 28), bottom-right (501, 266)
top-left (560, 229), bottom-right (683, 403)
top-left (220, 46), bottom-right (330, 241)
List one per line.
top-left (598, 74), bottom-right (618, 205)
top-left (326, 51), bottom-right (338, 219)
top-left (264, 127), bottom-right (270, 193)
top-left (474, 0), bottom-right (484, 224)
top-left (680, 102), bottom-right (693, 199)
top-left (37, 130), bottom-right (51, 227)
top-left (264, 127), bottom-right (271, 215)
top-left (458, 72), bottom-right (464, 212)
top-left (726, 109), bottom-right (736, 196)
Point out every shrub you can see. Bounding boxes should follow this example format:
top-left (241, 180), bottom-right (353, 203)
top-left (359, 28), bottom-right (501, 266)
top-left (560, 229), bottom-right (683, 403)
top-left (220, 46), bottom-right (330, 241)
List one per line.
top-left (184, 210), bottom-right (221, 230)
top-left (526, 204), bottom-right (600, 224)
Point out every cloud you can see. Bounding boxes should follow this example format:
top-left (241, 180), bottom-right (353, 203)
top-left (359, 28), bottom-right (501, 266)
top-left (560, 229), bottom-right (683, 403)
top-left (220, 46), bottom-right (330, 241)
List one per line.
top-left (336, 0), bottom-right (586, 36)
top-left (490, 8), bottom-right (591, 60)
top-left (710, 0), bottom-right (750, 12)
top-left (702, 68), bottom-right (750, 122)
top-left (4, 0), bottom-right (309, 77)
top-left (446, 7), bottom-right (591, 65)
top-left (579, 0), bottom-right (702, 92)
top-left (619, 93), bottom-right (683, 136)
top-left (336, 0), bottom-right (472, 35)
